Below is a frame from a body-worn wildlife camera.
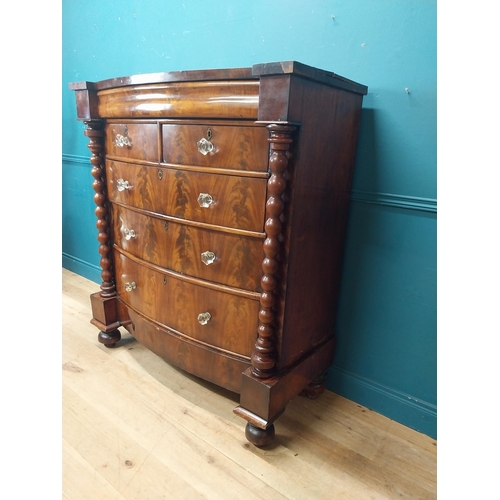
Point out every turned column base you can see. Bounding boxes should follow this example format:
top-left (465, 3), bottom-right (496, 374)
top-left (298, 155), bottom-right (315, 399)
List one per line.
top-left (90, 292), bottom-right (125, 348)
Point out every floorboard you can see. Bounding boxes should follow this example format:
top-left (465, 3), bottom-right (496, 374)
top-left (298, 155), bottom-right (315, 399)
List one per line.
top-left (62, 269), bottom-right (437, 499)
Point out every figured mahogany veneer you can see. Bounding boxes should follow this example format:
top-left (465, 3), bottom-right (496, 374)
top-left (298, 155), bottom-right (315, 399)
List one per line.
top-left (70, 61), bottom-right (367, 446)
top-left (106, 122), bottom-right (159, 162)
top-left (162, 123), bottom-right (270, 172)
top-left (111, 205), bottom-right (264, 291)
top-left (97, 81), bottom-right (260, 119)
top-left (106, 160), bottom-right (268, 232)
top-left (114, 249), bottom-right (259, 358)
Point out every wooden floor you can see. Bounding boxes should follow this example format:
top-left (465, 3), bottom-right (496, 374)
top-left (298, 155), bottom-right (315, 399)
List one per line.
top-left (62, 269), bottom-right (437, 500)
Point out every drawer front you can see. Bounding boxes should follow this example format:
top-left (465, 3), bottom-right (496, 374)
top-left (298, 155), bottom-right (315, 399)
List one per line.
top-left (96, 81), bottom-right (260, 120)
top-left (127, 310), bottom-right (250, 393)
top-left (162, 124), bottom-right (269, 172)
top-left (114, 251), bottom-right (259, 357)
top-left (112, 205), bottom-right (263, 291)
top-left (106, 123), bottom-right (158, 162)
top-left (107, 160), bottom-right (267, 232)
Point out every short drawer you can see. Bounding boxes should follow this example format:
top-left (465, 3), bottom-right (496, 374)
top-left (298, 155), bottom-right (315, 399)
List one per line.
top-left (162, 124), bottom-right (269, 172)
top-left (107, 160), bottom-right (267, 232)
top-left (106, 122), bottom-right (158, 162)
top-left (114, 250), bottom-right (259, 357)
top-left (112, 204), bottom-right (264, 291)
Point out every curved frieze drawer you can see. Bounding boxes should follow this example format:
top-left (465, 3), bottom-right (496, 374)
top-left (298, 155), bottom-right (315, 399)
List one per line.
top-left (106, 160), bottom-right (267, 232)
top-left (106, 122), bottom-right (158, 162)
top-left (114, 250), bottom-right (259, 358)
top-left (112, 204), bottom-right (264, 291)
top-left (162, 124), bottom-right (269, 172)
top-left (96, 81), bottom-right (260, 120)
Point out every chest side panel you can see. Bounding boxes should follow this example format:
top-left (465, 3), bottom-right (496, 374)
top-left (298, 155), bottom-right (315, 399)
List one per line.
top-left (277, 79), bottom-right (364, 369)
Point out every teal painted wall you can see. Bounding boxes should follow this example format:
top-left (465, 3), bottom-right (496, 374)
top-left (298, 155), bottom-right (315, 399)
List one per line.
top-left (62, 1), bottom-right (437, 438)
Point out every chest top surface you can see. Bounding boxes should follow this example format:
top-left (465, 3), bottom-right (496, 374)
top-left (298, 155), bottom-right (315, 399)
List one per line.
top-left (70, 60), bottom-right (367, 122)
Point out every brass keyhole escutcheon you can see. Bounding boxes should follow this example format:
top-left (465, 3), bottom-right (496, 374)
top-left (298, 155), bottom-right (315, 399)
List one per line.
top-left (158, 170), bottom-right (163, 180)
top-left (163, 276), bottom-right (167, 285)
top-left (207, 127), bottom-right (212, 140)
top-left (164, 221), bottom-right (169, 231)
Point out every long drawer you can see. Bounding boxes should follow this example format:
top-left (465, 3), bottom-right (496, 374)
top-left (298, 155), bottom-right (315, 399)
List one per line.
top-left (114, 249), bottom-right (259, 358)
top-left (111, 204), bottom-right (264, 291)
top-left (106, 160), bottom-right (268, 232)
top-left (127, 310), bottom-right (250, 393)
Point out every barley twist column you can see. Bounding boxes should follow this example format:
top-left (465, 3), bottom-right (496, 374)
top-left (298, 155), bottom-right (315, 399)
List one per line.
top-left (84, 120), bottom-right (116, 297)
top-left (251, 124), bottom-right (295, 379)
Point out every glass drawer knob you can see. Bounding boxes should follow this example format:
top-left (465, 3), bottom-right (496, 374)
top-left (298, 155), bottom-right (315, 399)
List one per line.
top-left (116, 178), bottom-right (133, 192)
top-left (197, 312), bottom-right (211, 325)
top-left (197, 127), bottom-right (215, 155)
top-left (115, 134), bottom-right (132, 148)
top-left (197, 137), bottom-right (214, 155)
top-left (123, 227), bottom-right (136, 240)
top-left (197, 193), bottom-right (214, 208)
top-left (124, 281), bottom-right (137, 292)
top-left (201, 251), bottom-right (216, 266)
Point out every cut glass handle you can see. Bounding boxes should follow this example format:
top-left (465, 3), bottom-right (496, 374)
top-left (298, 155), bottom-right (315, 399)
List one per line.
top-left (197, 127), bottom-right (215, 155)
top-left (115, 134), bottom-right (132, 147)
top-left (197, 312), bottom-right (211, 325)
top-left (197, 193), bottom-right (214, 208)
top-left (122, 227), bottom-right (136, 240)
top-left (116, 178), bottom-right (133, 192)
top-left (201, 251), bottom-right (216, 266)
top-left (197, 137), bottom-right (214, 155)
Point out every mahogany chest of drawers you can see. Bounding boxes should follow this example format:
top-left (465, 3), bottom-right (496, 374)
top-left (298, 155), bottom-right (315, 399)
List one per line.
top-left (70, 61), bottom-right (367, 446)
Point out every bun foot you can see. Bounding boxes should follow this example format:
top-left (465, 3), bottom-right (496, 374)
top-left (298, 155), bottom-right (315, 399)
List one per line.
top-left (302, 377), bottom-right (326, 399)
top-left (98, 329), bottom-right (121, 348)
top-left (245, 423), bottom-right (275, 447)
